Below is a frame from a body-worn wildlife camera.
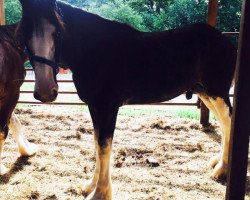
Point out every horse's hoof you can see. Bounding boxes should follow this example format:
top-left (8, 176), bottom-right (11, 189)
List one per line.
top-left (211, 160), bottom-right (228, 180)
top-left (82, 181), bottom-right (96, 197)
top-left (0, 164), bottom-right (9, 175)
top-left (209, 154), bottom-right (220, 168)
top-left (85, 186), bottom-right (112, 200)
top-left (19, 142), bottom-right (38, 157)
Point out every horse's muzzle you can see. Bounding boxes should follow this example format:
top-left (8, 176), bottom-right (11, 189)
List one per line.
top-left (33, 89), bottom-right (58, 103)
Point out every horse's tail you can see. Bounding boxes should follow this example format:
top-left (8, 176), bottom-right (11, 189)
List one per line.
top-left (229, 46), bottom-right (238, 88)
top-left (231, 64), bottom-right (237, 87)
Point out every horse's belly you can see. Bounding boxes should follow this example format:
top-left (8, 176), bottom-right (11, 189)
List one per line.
top-left (123, 91), bottom-right (184, 105)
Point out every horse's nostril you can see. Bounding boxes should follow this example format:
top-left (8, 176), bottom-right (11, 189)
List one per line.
top-left (33, 92), bottom-right (41, 101)
top-left (51, 88), bottom-right (58, 98)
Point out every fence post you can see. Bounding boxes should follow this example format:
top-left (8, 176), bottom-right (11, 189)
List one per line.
top-left (207, 0), bottom-right (218, 27)
top-left (0, 0), bottom-right (5, 25)
top-left (225, 0), bottom-right (250, 199)
top-left (199, 0), bottom-right (218, 126)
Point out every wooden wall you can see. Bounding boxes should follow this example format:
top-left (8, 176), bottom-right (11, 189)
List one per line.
top-left (0, 0), bottom-right (4, 25)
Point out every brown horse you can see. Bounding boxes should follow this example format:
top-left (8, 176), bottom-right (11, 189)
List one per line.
top-left (0, 25), bottom-right (37, 175)
top-left (18, 1), bottom-right (236, 199)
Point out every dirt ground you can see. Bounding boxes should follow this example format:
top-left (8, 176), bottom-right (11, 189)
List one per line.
top-left (0, 106), bottom-right (249, 200)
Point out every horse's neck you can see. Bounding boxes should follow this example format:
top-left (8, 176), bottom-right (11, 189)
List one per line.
top-left (0, 23), bottom-right (26, 61)
top-left (4, 24), bottom-right (18, 33)
top-left (1, 24), bottom-right (22, 44)
top-left (59, 1), bottom-right (139, 37)
top-left (58, 1), bottom-right (141, 68)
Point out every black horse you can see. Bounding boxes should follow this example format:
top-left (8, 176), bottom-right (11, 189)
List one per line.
top-left (0, 24), bottom-right (37, 175)
top-left (18, 0), bottom-right (236, 199)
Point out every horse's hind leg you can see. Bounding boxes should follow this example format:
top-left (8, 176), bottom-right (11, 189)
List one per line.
top-left (9, 113), bottom-right (37, 157)
top-left (199, 93), bottom-right (231, 179)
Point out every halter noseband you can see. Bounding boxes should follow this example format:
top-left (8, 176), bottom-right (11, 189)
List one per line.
top-left (24, 45), bottom-right (59, 70)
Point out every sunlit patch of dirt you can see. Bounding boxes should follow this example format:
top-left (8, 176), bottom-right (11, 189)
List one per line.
top-left (0, 106), bottom-right (249, 200)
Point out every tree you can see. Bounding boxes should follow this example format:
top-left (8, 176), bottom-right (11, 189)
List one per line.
top-left (89, 0), bottom-right (146, 31)
top-left (217, 0), bottom-right (241, 32)
top-left (163, 0), bottom-right (208, 29)
top-left (4, 0), bottom-right (241, 33)
top-left (5, 0), bottom-right (22, 24)
top-left (128, 0), bottom-right (173, 14)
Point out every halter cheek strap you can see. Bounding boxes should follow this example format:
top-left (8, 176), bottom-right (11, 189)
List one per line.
top-left (24, 29), bottom-right (67, 74)
top-left (24, 2), bottom-right (66, 73)
top-left (24, 46), bottom-right (59, 71)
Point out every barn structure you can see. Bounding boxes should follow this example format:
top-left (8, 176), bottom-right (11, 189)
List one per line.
top-left (0, 0), bottom-right (249, 199)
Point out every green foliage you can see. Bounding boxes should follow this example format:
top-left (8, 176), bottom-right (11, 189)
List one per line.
top-left (163, 0), bottom-right (207, 29)
top-left (4, 0), bottom-right (241, 32)
top-left (86, 0), bottom-right (208, 32)
top-left (4, 0), bottom-right (22, 24)
top-left (217, 0), bottom-right (241, 32)
top-left (128, 0), bottom-right (173, 14)
top-left (76, 0), bottom-right (241, 32)
top-left (89, 0), bottom-right (146, 31)
top-left (63, 0), bottom-right (90, 8)
top-left (128, 0), bottom-right (208, 31)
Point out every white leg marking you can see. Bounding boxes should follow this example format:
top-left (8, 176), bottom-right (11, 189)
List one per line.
top-left (83, 135), bottom-right (100, 197)
top-left (0, 132), bottom-right (8, 175)
top-left (209, 97), bottom-right (231, 179)
top-left (86, 139), bottom-right (112, 200)
top-left (9, 113), bottom-right (37, 156)
top-left (199, 94), bottom-right (222, 124)
top-left (199, 94), bottom-right (223, 168)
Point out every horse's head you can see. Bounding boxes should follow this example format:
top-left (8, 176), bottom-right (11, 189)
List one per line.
top-left (18, 0), bottom-right (64, 102)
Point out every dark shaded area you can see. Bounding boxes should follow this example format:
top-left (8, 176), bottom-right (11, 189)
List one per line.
top-left (0, 156), bottom-right (31, 184)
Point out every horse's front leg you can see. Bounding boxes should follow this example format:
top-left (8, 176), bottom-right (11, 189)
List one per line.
top-left (84, 106), bottom-right (119, 200)
top-left (0, 124), bottom-right (9, 175)
top-left (0, 97), bottom-right (15, 175)
top-left (9, 113), bottom-right (37, 157)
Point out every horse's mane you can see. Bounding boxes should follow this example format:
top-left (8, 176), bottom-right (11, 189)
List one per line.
top-left (0, 25), bottom-right (18, 48)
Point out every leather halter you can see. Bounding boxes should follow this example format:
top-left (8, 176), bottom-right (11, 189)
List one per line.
top-left (24, 2), bottom-right (66, 73)
top-left (24, 30), bottom-right (64, 74)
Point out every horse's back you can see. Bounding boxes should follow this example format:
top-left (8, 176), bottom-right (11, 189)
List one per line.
top-left (72, 22), bottom-right (236, 106)
top-left (123, 23), bottom-right (236, 103)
